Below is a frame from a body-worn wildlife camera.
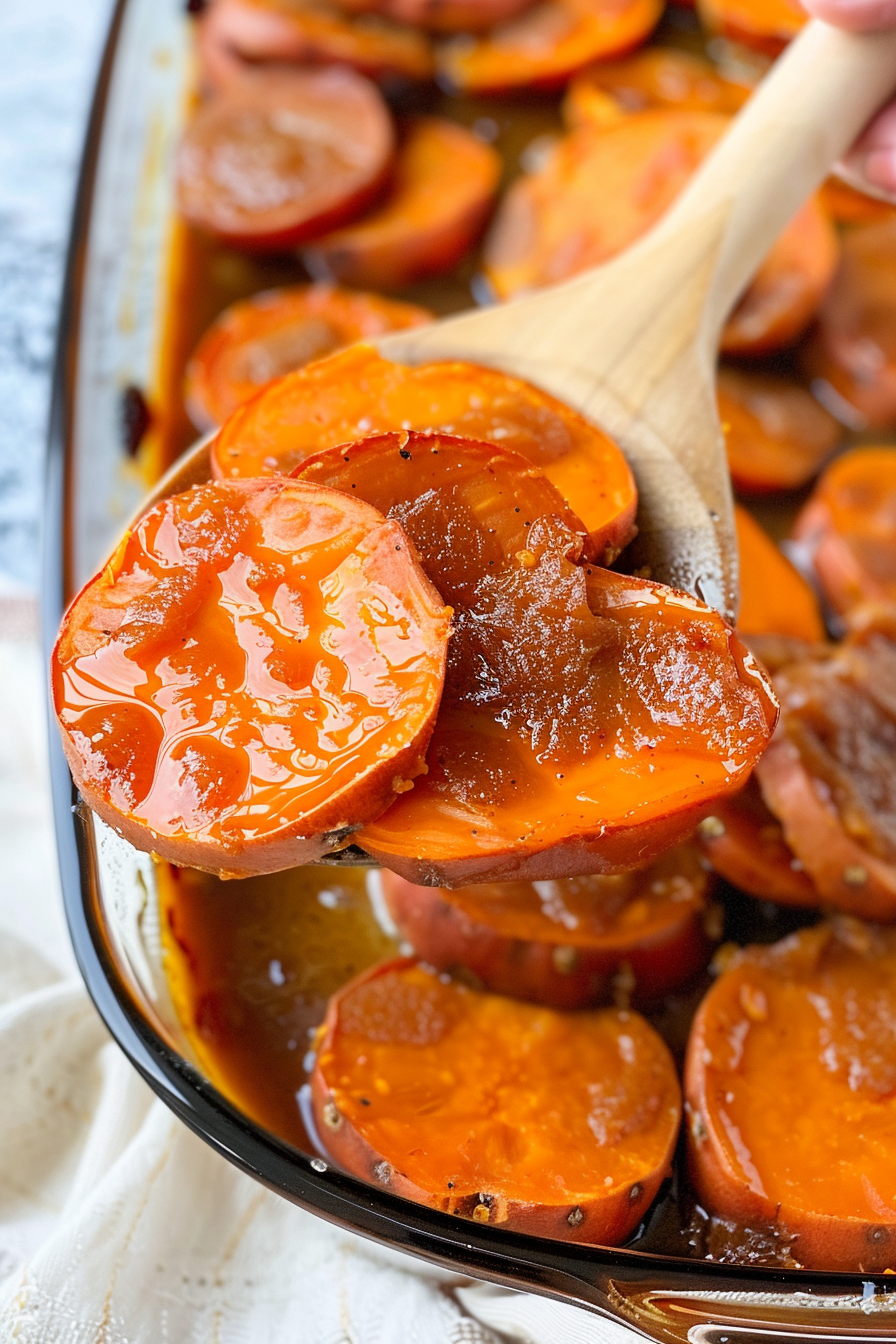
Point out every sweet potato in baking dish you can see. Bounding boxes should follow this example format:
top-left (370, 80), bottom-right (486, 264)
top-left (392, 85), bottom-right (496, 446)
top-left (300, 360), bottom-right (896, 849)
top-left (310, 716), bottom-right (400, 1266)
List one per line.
top-left (735, 506), bottom-right (826, 645)
top-left (686, 921), bottom-right (896, 1270)
top-left (563, 48), bottom-right (750, 127)
top-left (312, 957), bottom-right (681, 1243)
top-left (334, 0), bottom-right (538, 31)
top-left (52, 480), bottom-right (450, 877)
top-left (697, 776), bottom-right (819, 906)
top-left (380, 840), bottom-right (714, 1008)
top-left (211, 345), bottom-right (638, 564)
top-left (696, 0), bottom-right (806, 54)
top-left (718, 367), bottom-right (840, 495)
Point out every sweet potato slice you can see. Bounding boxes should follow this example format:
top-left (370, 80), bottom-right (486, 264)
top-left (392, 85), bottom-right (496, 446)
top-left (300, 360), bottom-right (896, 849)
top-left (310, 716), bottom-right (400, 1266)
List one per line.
top-left (304, 118), bottom-right (501, 290)
top-left (484, 111), bottom-right (838, 357)
top-left (695, 0), bottom-right (806, 55)
top-left (334, 0), bottom-right (538, 31)
top-left (380, 841), bottom-right (714, 1009)
top-left (436, 0), bottom-right (663, 94)
top-left (686, 921), bottom-right (896, 1271)
top-left (185, 285), bottom-right (432, 431)
top-left (197, 0), bottom-right (434, 87)
top-left (563, 49), bottom-right (750, 129)
top-left (792, 447), bottom-right (896, 616)
top-left (52, 480), bottom-right (450, 878)
top-left (802, 220), bottom-right (896, 430)
top-left (755, 630), bottom-right (896, 921)
top-left (718, 367), bottom-right (840, 495)
top-left (820, 177), bottom-right (896, 228)
top-left (360, 515), bottom-right (778, 886)
top-left (311, 957), bottom-right (681, 1242)
top-left (175, 67), bottom-right (395, 251)
top-left (735, 506), bottom-right (825, 645)
top-left (211, 344), bottom-right (637, 564)
top-left (697, 776), bottom-right (818, 905)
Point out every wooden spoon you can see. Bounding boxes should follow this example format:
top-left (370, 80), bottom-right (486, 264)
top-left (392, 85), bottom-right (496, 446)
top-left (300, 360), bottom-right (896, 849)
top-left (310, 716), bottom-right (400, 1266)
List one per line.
top-left (146, 19), bottom-right (896, 621)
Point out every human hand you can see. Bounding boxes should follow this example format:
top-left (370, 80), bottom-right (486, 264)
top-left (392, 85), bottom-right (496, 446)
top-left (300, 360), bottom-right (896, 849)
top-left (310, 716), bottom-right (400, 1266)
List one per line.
top-left (803, 0), bottom-right (896, 196)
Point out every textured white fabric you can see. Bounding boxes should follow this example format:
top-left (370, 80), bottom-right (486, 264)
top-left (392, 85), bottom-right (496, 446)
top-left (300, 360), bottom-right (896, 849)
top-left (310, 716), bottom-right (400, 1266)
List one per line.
top-left (0, 630), bottom-right (646, 1342)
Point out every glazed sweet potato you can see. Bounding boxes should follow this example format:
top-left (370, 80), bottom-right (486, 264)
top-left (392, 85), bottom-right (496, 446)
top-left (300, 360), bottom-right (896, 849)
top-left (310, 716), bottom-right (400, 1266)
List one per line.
top-left (197, 0), bottom-right (434, 87)
top-left (312, 957), bottom-right (681, 1242)
top-left (755, 630), bottom-right (896, 921)
top-left (360, 515), bottom-right (778, 885)
top-left (175, 67), bottom-right (395, 251)
top-left (334, 0), bottom-right (538, 31)
top-left (211, 345), bottom-right (638, 564)
top-left (735, 505), bottom-right (826, 645)
top-left (563, 49), bottom-right (750, 129)
top-left (380, 840), bottom-right (714, 1009)
top-left (803, 220), bottom-right (896, 430)
top-left (695, 0), bottom-right (806, 55)
top-left (686, 921), bottom-right (896, 1270)
top-left (304, 118), bottom-right (501, 290)
top-left (436, 0), bottom-right (663, 94)
top-left (185, 286), bottom-right (431, 431)
top-left (697, 776), bottom-right (819, 905)
top-left (718, 367), bottom-right (841, 495)
top-left (484, 110), bottom-right (838, 357)
top-left (792, 447), bottom-right (896, 616)
top-left (52, 480), bottom-right (450, 877)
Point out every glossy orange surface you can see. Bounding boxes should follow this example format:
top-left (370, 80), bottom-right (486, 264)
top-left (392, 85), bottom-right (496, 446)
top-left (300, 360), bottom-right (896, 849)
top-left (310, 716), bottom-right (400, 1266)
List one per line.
top-left (304, 117), bottom-right (501, 290)
top-left (686, 922), bottom-right (896, 1270)
top-left (697, 775), bottom-right (819, 905)
top-left (53, 480), bottom-right (450, 876)
top-left (695, 0), bottom-right (806, 54)
top-left (718, 367), bottom-right (840, 495)
top-left (312, 958), bottom-right (681, 1241)
top-left (184, 285), bottom-right (431, 431)
top-left (211, 345), bottom-right (637, 561)
top-left (735, 505), bottom-right (826, 644)
top-left (563, 48), bottom-right (750, 127)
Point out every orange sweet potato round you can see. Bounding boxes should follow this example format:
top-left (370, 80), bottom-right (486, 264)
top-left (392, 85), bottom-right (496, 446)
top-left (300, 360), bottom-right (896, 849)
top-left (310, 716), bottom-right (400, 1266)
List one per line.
top-left (175, 67), bottom-right (395, 251)
top-left (436, 0), bottom-right (663, 94)
top-left (484, 111), bottom-right (837, 357)
top-left (820, 176), bottom-right (896, 228)
top-left (792, 447), bottom-right (896, 616)
top-left (718, 367), bottom-right (841, 495)
top-left (312, 957), bottom-right (681, 1242)
top-left (695, 0), bottom-right (806, 55)
top-left (735, 505), bottom-right (826, 645)
top-left (755, 630), bottom-right (896, 921)
top-left (334, 0), bottom-right (538, 31)
top-left (184, 285), bottom-right (432, 431)
top-left (304, 118), bottom-right (501, 290)
top-left (52, 480), bottom-right (451, 878)
top-left (802, 220), bottom-right (896, 430)
top-left (211, 344), bottom-right (637, 564)
top-left (379, 840), bottom-right (714, 1009)
top-left (563, 49), bottom-right (750, 129)
top-left (697, 776), bottom-right (819, 905)
top-left (360, 515), bottom-right (778, 886)
top-left (197, 0), bottom-right (434, 87)
top-left (686, 921), bottom-right (896, 1271)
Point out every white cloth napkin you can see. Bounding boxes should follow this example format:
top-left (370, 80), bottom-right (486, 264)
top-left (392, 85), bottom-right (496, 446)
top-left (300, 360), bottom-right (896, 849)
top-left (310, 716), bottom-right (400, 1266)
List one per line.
top-left (0, 621), bottom-right (644, 1344)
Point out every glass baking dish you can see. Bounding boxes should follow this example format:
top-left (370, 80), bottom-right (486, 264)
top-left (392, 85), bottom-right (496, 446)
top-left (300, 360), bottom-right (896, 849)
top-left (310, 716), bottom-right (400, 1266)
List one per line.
top-left (43, 0), bottom-right (896, 1336)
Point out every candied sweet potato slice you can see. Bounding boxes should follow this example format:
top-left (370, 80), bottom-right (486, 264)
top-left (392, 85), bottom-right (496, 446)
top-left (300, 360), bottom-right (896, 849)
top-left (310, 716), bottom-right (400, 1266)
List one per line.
top-left (755, 631), bottom-right (896, 920)
top-left (197, 0), bottom-right (434, 87)
top-left (436, 0), bottom-right (663, 94)
top-left (304, 118), bottom-right (501, 290)
top-left (484, 111), bottom-right (837, 357)
top-left (695, 0), bottom-right (806, 55)
top-left (380, 840), bottom-right (714, 1009)
top-left (803, 221), bottom-right (896, 430)
top-left (211, 345), bottom-right (637, 563)
top-left (335, 0), bottom-right (538, 31)
top-left (792, 447), bottom-right (896, 616)
top-left (360, 515), bottom-right (778, 886)
top-left (175, 67), bottom-right (395, 251)
top-left (697, 776), bottom-right (818, 905)
top-left (185, 285), bottom-right (431, 431)
top-left (735, 506), bottom-right (825, 645)
top-left (563, 49), bottom-right (750, 128)
top-left (295, 430), bottom-right (592, 589)
top-left (52, 480), bottom-right (451, 878)
top-left (312, 957), bottom-right (681, 1242)
top-left (686, 921), bottom-right (896, 1270)
top-left (819, 177), bottom-right (896, 228)
top-left (718, 367), bottom-right (840, 495)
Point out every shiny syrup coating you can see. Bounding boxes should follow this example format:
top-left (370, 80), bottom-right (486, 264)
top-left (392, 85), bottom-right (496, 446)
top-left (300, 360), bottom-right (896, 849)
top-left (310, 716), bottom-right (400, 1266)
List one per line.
top-left (53, 479), bottom-right (450, 876)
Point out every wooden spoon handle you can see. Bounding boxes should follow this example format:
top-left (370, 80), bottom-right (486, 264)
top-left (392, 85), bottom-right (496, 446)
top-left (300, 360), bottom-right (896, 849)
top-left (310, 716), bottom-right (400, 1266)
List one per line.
top-left (653, 19), bottom-right (896, 342)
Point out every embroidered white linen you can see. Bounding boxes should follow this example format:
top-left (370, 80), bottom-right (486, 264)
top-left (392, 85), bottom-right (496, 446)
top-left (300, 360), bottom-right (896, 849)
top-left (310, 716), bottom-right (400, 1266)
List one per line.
top-left (0, 633), bottom-right (643, 1344)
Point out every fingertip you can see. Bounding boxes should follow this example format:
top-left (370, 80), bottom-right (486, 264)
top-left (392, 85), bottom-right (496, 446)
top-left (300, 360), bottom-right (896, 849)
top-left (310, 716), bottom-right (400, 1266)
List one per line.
top-left (864, 149), bottom-right (896, 195)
